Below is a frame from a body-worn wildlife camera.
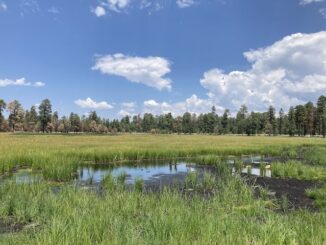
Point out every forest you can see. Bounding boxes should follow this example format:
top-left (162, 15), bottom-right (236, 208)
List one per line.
top-left (0, 95), bottom-right (326, 136)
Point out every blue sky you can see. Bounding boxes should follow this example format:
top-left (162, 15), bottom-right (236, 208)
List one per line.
top-left (1, 0), bottom-right (326, 118)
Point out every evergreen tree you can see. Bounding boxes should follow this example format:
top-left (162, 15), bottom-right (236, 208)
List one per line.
top-left (221, 109), bottom-right (229, 134)
top-left (88, 111), bottom-right (100, 124)
top-left (288, 106), bottom-right (296, 136)
top-left (317, 96), bottom-right (326, 137)
top-left (304, 102), bottom-right (315, 136)
top-left (39, 99), bottom-right (52, 133)
top-left (0, 99), bottom-right (6, 131)
top-left (182, 112), bottom-right (193, 134)
top-left (52, 111), bottom-right (59, 132)
top-left (69, 113), bottom-right (81, 132)
top-left (295, 105), bottom-right (306, 136)
top-left (29, 106), bottom-right (38, 132)
top-left (236, 105), bottom-right (248, 134)
top-left (267, 106), bottom-right (276, 135)
top-left (278, 108), bottom-right (284, 135)
top-left (142, 113), bottom-right (155, 132)
top-left (7, 100), bottom-right (24, 132)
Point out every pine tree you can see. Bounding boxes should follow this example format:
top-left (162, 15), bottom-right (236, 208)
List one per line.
top-left (39, 99), bottom-right (52, 133)
top-left (295, 105), bottom-right (306, 136)
top-left (278, 108), bottom-right (284, 135)
top-left (317, 96), bottom-right (326, 137)
top-left (288, 106), bottom-right (296, 136)
top-left (221, 109), bottom-right (229, 134)
top-left (0, 99), bottom-right (6, 131)
top-left (267, 106), bottom-right (276, 135)
top-left (7, 100), bottom-right (24, 132)
top-left (304, 102), bottom-right (315, 136)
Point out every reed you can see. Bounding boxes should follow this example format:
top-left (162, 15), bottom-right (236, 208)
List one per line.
top-left (1, 134), bottom-right (325, 181)
top-left (271, 161), bottom-right (326, 181)
top-left (0, 134), bottom-right (326, 244)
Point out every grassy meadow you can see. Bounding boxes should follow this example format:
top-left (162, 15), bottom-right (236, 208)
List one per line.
top-left (0, 133), bottom-right (326, 244)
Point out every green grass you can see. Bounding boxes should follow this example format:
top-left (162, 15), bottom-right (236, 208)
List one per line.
top-left (271, 161), bottom-right (326, 181)
top-left (307, 185), bottom-right (326, 211)
top-left (0, 176), bottom-right (325, 244)
top-left (1, 134), bottom-right (326, 244)
top-left (1, 133), bottom-right (326, 181)
top-left (302, 146), bottom-right (326, 166)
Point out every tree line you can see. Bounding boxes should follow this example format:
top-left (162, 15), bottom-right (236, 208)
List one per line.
top-left (0, 96), bottom-right (326, 137)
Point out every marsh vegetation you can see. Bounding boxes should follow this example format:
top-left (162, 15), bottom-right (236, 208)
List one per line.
top-left (0, 134), bottom-right (326, 244)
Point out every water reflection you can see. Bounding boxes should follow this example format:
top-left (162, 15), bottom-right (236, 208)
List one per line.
top-left (77, 162), bottom-right (189, 184)
top-left (2, 156), bottom-right (277, 186)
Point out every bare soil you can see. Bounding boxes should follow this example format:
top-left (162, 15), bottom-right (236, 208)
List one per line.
top-left (0, 217), bottom-right (25, 234)
top-left (247, 176), bottom-right (319, 211)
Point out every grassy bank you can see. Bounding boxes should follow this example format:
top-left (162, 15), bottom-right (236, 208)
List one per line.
top-left (1, 175), bottom-right (326, 244)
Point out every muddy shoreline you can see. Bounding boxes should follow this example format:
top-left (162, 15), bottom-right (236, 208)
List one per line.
top-left (247, 176), bottom-right (319, 211)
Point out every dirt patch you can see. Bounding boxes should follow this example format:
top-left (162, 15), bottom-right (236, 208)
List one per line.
top-left (247, 176), bottom-right (319, 211)
top-left (0, 217), bottom-right (25, 234)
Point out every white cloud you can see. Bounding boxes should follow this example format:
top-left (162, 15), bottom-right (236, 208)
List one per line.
top-left (92, 6), bottom-right (106, 17)
top-left (122, 102), bottom-right (136, 109)
top-left (320, 8), bottom-right (326, 18)
top-left (119, 101), bottom-right (137, 117)
top-left (0, 78), bottom-right (45, 87)
top-left (299, 0), bottom-right (323, 5)
top-left (93, 53), bottom-right (172, 91)
top-left (99, 0), bottom-right (130, 13)
top-left (48, 7), bottom-right (60, 14)
top-left (20, 0), bottom-right (40, 14)
top-left (176, 0), bottom-right (196, 8)
top-left (200, 31), bottom-right (326, 112)
top-left (118, 110), bottom-right (131, 117)
top-left (0, 2), bottom-right (7, 11)
top-left (143, 94), bottom-right (223, 116)
top-left (34, 81), bottom-right (45, 87)
top-left (92, 0), bottom-right (198, 16)
top-left (75, 97), bottom-right (113, 110)
top-left (139, 0), bottom-right (163, 13)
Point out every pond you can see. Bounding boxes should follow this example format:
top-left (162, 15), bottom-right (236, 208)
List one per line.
top-left (1, 168), bottom-right (42, 184)
top-left (1, 156), bottom-right (273, 187)
top-left (77, 162), bottom-right (191, 185)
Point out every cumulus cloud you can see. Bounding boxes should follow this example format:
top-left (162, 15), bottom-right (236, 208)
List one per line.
top-left (92, 6), bottom-right (106, 17)
top-left (176, 0), bottom-right (196, 8)
top-left (0, 2), bottom-right (7, 11)
top-left (93, 0), bottom-right (130, 14)
top-left (143, 94), bottom-right (223, 116)
top-left (200, 31), bottom-right (326, 112)
top-left (299, 0), bottom-right (323, 5)
top-left (118, 102), bottom-right (137, 117)
top-left (107, 0), bottom-right (130, 12)
top-left (122, 102), bottom-right (136, 109)
top-left (75, 97), bottom-right (113, 110)
top-left (33, 81), bottom-right (45, 87)
top-left (0, 78), bottom-right (45, 87)
top-left (92, 0), bottom-right (198, 15)
top-left (93, 53), bottom-right (172, 91)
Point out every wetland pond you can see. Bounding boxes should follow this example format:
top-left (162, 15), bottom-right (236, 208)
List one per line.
top-left (1, 155), bottom-right (317, 210)
top-left (3, 155), bottom-right (273, 187)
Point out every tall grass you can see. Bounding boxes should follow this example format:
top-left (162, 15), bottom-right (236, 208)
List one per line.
top-left (1, 176), bottom-right (326, 244)
top-left (271, 161), bottom-right (326, 181)
top-left (1, 134), bottom-right (325, 181)
top-left (302, 146), bottom-right (326, 166)
top-left (1, 134), bottom-right (326, 243)
top-left (307, 185), bottom-right (326, 210)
